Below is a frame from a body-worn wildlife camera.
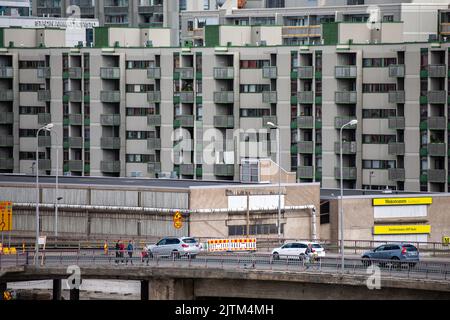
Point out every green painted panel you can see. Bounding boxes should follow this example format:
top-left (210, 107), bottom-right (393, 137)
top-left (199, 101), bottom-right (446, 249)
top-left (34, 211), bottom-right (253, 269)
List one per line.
top-left (322, 22), bottom-right (339, 45)
top-left (205, 25), bottom-right (220, 47)
top-left (0, 29), bottom-right (4, 48)
top-left (94, 27), bottom-right (109, 48)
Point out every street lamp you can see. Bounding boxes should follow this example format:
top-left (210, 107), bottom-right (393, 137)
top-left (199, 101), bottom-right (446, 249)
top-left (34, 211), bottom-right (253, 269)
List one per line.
top-left (48, 129), bottom-right (61, 239)
top-left (267, 121), bottom-right (282, 238)
top-left (339, 119), bottom-right (357, 272)
top-left (35, 123), bottom-right (54, 264)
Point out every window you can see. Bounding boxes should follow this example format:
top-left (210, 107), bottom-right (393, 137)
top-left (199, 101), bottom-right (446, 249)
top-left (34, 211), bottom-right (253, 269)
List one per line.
top-left (19, 61), bottom-right (45, 69)
top-left (126, 61), bottom-right (154, 69)
top-left (362, 135), bottom-right (396, 144)
top-left (19, 84), bottom-right (45, 92)
top-left (240, 60), bottom-right (270, 69)
top-left (126, 131), bottom-right (155, 140)
top-left (240, 109), bottom-right (271, 117)
top-left (362, 160), bottom-right (396, 169)
top-left (383, 15), bottom-right (394, 22)
top-left (126, 154), bottom-right (156, 163)
top-left (19, 152), bottom-right (46, 160)
top-left (320, 201), bottom-right (330, 224)
top-left (126, 84), bottom-right (154, 93)
top-left (126, 107), bottom-right (157, 116)
top-left (362, 58), bottom-right (397, 68)
top-left (362, 109), bottom-right (396, 118)
top-left (362, 83), bottom-right (396, 93)
top-left (228, 224), bottom-right (284, 236)
top-left (19, 106), bottom-right (45, 114)
top-left (240, 84), bottom-right (271, 93)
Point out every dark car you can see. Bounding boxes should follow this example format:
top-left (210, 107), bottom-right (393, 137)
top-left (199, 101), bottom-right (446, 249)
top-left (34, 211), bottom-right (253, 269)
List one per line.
top-left (361, 243), bottom-right (419, 267)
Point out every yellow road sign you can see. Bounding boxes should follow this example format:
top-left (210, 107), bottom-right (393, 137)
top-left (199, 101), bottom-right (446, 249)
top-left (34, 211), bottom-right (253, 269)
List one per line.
top-left (443, 236), bottom-right (450, 246)
top-left (0, 201), bottom-right (12, 231)
top-left (173, 211), bottom-right (183, 229)
top-left (373, 224), bottom-right (431, 235)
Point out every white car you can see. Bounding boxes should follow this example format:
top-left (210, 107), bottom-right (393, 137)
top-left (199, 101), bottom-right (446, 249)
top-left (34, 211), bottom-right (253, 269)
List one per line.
top-left (271, 241), bottom-right (310, 260)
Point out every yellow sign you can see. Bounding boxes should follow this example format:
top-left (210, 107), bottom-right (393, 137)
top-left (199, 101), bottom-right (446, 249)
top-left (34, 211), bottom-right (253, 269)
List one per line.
top-left (373, 225), bottom-right (431, 235)
top-left (443, 236), bottom-right (450, 246)
top-left (0, 201), bottom-right (13, 231)
top-left (173, 211), bottom-right (183, 229)
top-left (372, 197), bottom-right (432, 206)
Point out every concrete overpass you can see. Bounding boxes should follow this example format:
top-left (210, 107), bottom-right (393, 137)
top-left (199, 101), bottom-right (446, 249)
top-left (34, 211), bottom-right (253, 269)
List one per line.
top-left (2, 265), bottom-right (450, 300)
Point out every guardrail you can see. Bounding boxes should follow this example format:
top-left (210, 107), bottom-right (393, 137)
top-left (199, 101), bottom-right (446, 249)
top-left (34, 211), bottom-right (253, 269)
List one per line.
top-left (1, 251), bottom-right (449, 282)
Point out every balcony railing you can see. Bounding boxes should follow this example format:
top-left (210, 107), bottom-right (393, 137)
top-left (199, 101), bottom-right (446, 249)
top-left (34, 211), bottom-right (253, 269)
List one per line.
top-left (147, 138), bottom-right (161, 150)
top-left (282, 25), bottom-right (321, 38)
top-left (214, 91), bottom-right (234, 104)
top-left (0, 112), bottom-right (13, 124)
top-left (428, 91), bottom-right (446, 104)
top-left (147, 114), bottom-right (161, 126)
top-left (262, 91), bottom-right (277, 103)
top-left (101, 161), bottom-right (121, 173)
top-left (0, 67), bottom-right (13, 78)
top-left (428, 117), bottom-right (446, 130)
top-left (388, 65), bottom-right (405, 78)
top-left (262, 66), bottom-right (277, 79)
top-left (388, 168), bottom-right (405, 181)
top-left (68, 137), bottom-right (83, 148)
top-left (214, 115), bottom-right (234, 128)
top-left (428, 169), bottom-right (446, 183)
top-left (37, 90), bottom-right (51, 102)
top-left (388, 142), bottom-right (405, 156)
top-left (38, 67), bottom-right (51, 79)
top-left (180, 163), bottom-right (195, 175)
top-left (100, 114), bottom-right (120, 126)
top-left (297, 166), bottom-right (314, 179)
top-left (334, 167), bottom-right (357, 180)
top-left (100, 67), bottom-right (120, 79)
top-left (262, 116), bottom-right (277, 127)
top-left (297, 66), bottom-right (313, 79)
top-left (428, 64), bottom-right (446, 78)
top-left (428, 143), bottom-right (446, 156)
top-left (68, 114), bottom-right (83, 125)
top-left (101, 137), bottom-right (121, 149)
top-left (335, 91), bottom-right (357, 104)
top-left (69, 67), bottom-right (82, 79)
top-left (147, 91), bottom-right (161, 103)
top-left (214, 164), bottom-right (234, 176)
top-left (298, 141), bottom-right (313, 154)
top-left (147, 162), bottom-right (161, 174)
top-left (37, 113), bottom-right (51, 125)
top-left (0, 90), bottom-right (13, 101)
top-left (147, 67), bottom-right (161, 79)
top-left (334, 141), bottom-right (357, 154)
top-left (388, 91), bottom-right (405, 104)
top-left (174, 67), bottom-right (194, 79)
top-left (38, 136), bottom-right (51, 147)
top-left (0, 136), bottom-right (13, 147)
top-left (335, 66), bottom-right (357, 78)
top-left (67, 90), bottom-right (82, 102)
top-left (178, 91), bottom-right (194, 103)
top-left (174, 115), bottom-right (194, 127)
top-left (298, 91), bottom-right (314, 104)
top-left (38, 159), bottom-right (51, 170)
top-left (100, 91), bottom-right (120, 103)
top-left (334, 116), bottom-right (357, 129)
top-left (388, 117), bottom-right (405, 130)
top-left (0, 158), bottom-right (13, 170)
top-left (213, 67), bottom-right (234, 79)
top-left (297, 116), bottom-right (314, 129)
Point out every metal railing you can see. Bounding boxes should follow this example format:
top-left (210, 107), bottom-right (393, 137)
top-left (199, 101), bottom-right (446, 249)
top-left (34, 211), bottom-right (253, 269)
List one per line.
top-left (213, 67), bottom-right (234, 79)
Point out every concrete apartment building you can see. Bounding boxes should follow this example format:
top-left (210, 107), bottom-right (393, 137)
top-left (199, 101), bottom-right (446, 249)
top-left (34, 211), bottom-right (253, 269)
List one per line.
top-left (0, 0), bottom-right (31, 16)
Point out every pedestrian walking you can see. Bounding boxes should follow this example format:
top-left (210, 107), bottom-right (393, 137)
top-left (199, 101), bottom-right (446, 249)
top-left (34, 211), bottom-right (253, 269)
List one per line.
top-left (126, 240), bottom-right (134, 265)
top-left (114, 240), bottom-right (120, 265)
top-left (119, 240), bottom-right (125, 264)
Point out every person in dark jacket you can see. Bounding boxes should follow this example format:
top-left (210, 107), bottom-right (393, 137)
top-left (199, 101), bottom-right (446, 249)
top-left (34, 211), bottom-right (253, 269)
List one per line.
top-left (114, 240), bottom-right (120, 265)
top-left (119, 240), bottom-right (125, 264)
top-left (126, 241), bottom-right (134, 265)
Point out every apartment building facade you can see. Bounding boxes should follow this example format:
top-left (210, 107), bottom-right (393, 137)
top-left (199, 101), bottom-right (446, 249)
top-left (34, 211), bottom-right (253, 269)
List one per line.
top-left (1, 26), bottom-right (450, 192)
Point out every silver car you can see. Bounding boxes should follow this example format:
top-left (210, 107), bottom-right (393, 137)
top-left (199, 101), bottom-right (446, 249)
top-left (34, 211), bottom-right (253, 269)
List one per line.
top-left (146, 237), bottom-right (200, 258)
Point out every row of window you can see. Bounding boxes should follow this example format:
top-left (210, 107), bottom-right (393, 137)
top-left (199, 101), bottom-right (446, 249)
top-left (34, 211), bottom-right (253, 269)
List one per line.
top-left (240, 109), bottom-right (271, 117)
top-left (362, 160), bottom-right (396, 169)
top-left (19, 106), bottom-right (46, 114)
top-left (239, 60), bottom-right (271, 69)
top-left (19, 152), bottom-right (46, 160)
top-left (18, 61), bottom-right (46, 69)
top-left (19, 129), bottom-right (49, 137)
top-left (362, 83), bottom-right (396, 93)
top-left (362, 135), bottom-right (396, 144)
top-left (126, 84), bottom-right (155, 93)
top-left (126, 61), bottom-right (156, 69)
top-left (362, 58), bottom-right (397, 68)
top-left (239, 84), bottom-right (271, 93)
top-left (125, 154), bottom-right (158, 163)
top-left (126, 131), bottom-right (157, 139)
top-left (126, 107), bottom-right (158, 116)
top-left (228, 224), bottom-right (284, 236)
top-left (19, 84), bottom-right (46, 92)
top-left (362, 109), bottom-right (397, 119)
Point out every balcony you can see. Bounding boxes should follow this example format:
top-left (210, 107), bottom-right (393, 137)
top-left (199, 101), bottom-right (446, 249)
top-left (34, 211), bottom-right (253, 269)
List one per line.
top-left (177, 91), bottom-right (194, 103)
top-left (298, 91), bottom-right (314, 104)
top-left (37, 113), bottom-right (51, 125)
top-left (214, 115), bottom-right (234, 128)
top-left (100, 91), bottom-right (120, 103)
top-left (335, 66), bottom-right (357, 78)
top-left (334, 167), bottom-right (357, 180)
top-left (101, 137), bottom-right (121, 149)
top-left (297, 66), bottom-right (313, 79)
top-left (180, 163), bottom-right (195, 175)
top-left (0, 136), bottom-right (13, 147)
top-left (298, 141), bottom-right (313, 154)
top-left (67, 137), bottom-right (83, 149)
top-left (428, 91), bottom-right (446, 104)
top-left (0, 158), bottom-right (13, 170)
top-left (388, 142), bottom-right (405, 156)
top-left (428, 143), bottom-right (446, 156)
top-left (0, 90), bottom-right (13, 101)
top-left (213, 91), bottom-right (234, 104)
top-left (101, 161), bottom-right (121, 173)
top-left (69, 67), bottom-right (82, 79)
top-left (100, 67), bottom-right (120, 79)
top-left (147, 162), bottom-right (161, 174)
top-left (214, 164), bottom-right (234, 176)
top-left (334, 116), bottom-right (357, 129)
top-left (297, 166), bottom-right (314, 179)
top-left (37, 136), bottom-right (51, 147)
top-left (147, 91), bottom-right (161, 103)
top-left (388, 117), bottom-right (405, 130)
top-left (335, 91), bottom-right (357, 104)
top-left (0, 112), bottom-right (13, 124)
top-left (388, 91), bottom-right (405, 104)
top-left (428, 169), bottom-right (446, 183)
top-left (38, 159), bottom-right (51, 170)
top-left (297, 116), bottom-right (314, 129)
top-left (334, 141), bottom-right (357, 154)
top-left (100, 114), bottom-right (120, 126)
top-left (262, 91), bottom-right (277, 103)
top-left (38, 90), bottom-right (51, 102)
top-left (428, 117), bottom-right (446, 130)
top-left (262, 116), bottom-right (277, 128)
top-left (36, 67), bottom-right (51, 79)
top-left (213, 67), bottom-right (234, 79)
top-left (428, 64), bottom-right (446, 78)
top-left (0, 67), bottom-right (13, 78)
top-left (262, 66), bottom-right (277, 79)
top-left (174, 67), bottom-right (194, 79)
top-left (138, 3), bottom-right (163, 14)
top-left (147, 138), bottom-right (161, 150)
top-left (174, 115), bottom-right (194, 128)
top-left (67, 90), bottom-right (82, 102)
top-left (147, 114), bottom-right (161, 126)
top-left (68, 114), bottom-right (83, 126)
top-left (388, 65), bottom-right (405, 78)
top-left (388, 168), bottom-right (405, 181)
top-left (147, 67), bottom-right (161, 79)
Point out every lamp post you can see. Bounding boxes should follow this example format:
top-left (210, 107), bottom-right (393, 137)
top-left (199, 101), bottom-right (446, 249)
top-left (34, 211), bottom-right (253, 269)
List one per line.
top-left (267, 121), bottom-right (281, 238)
top-left (48, 129), bottom-right (61, 239)
top-left (35, 123), bottom-right (54, 265)
top-left (339, 119), bottom-right (358, 272)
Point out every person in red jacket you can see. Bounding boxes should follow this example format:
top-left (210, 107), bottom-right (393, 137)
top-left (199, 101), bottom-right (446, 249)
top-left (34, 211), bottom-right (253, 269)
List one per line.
top-left (119, 240), bottom-right (125, 264)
